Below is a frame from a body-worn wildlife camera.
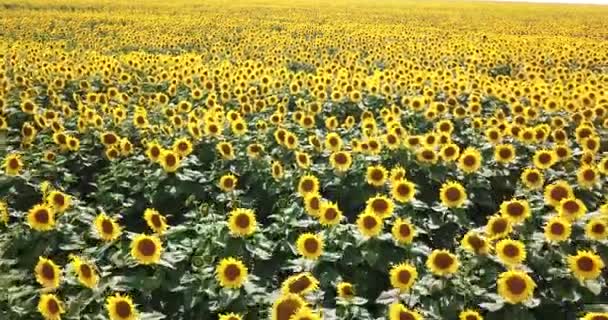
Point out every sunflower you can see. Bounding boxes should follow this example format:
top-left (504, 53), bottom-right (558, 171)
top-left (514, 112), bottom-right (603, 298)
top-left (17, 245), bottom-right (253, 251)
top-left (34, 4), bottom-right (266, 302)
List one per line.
top-left (38, 294), bottom-right (64, 320)
top-left (365, 194), bottom-right (394, 219)
top-left (44, 190), bottom-right (70, 214)
top-left (70, 255), bottom-right (98, 288)
top-left (553, 144), bottom-right (572, 161)
top-left (216, 257), bottom-right (248, 289)
top-left (356, 212), bottom-right (383, 237)
top-left (27, 203), bottom-right (56, 231)
top-left (417, 147), bottom-right (438, 165)
top-left (246, 143), bottom-right (264, 159)
top-left (228, 208), bottom-right (257, 237)
top-left (581, 312), bottom-right (608, 320)
top-left (520, 167), bottom-right (544, 190)
top-left (271, 293), bottom-right (306, 320)
top-left (296, 233), bottom-right (323, 260)
top-left (145, 142), bottom-right (163, 163)
top-left (298, 174), bottom-right (319, 197)
top-left (544, 216), bottom-right (571, 242)
top-left (100, 131), bottom-right (120, 147)
top-left (544, 180), bottom-right (574, 207)
top-left (439, 181), bottom-right (467, 208)
top-left (366, 165), bottom-right (388, 187)
top-left (388, 303), bottom-right (423, 320)
top-left (458, 147), bottom-right (482, 173)
top-left (461, 230), bottom-right (491, 255)
top-left (219, 173), bottom-right (238, 192)
top-left (295, 151), bottom-right (311, 169)
top-left (440, 143), bottom-right (461, 162)
top-left (172, 137), bottom-right (193, 157)
top-left (499, 199), bottom-right (531, 224)
top-left (204, 121), bottom-right (222, 137)
top-left (106, 293), bottom-right (137, 320)
top-left (389, 166), bottom-right (407, 183)
top-left (337, 282), bottom-right (355, 299)
top-left (303, 193), bottom-right (322, 217)
top-left (324, 132), bottom-right (343, 152)
top-left (3, 153), bottom-right (23, 176)
top-left (533, 149), bottom-right (557, 170)
top-left (160, 149), bottom-right (181, 172)
top-left (391, 218), bottom-right (416, 244)
top-left (459, 309), bottom-right (483, 320)
top-left (585, 218), bottom-right (608, 241)
top-left (217, 141), bottom-right (235, 160)
top-left (497, 270), bottom-right (536, 304)
top-left (485, 215), bottom-right (513, 240)
top-left (35, 257), bottom-right (61, 289)
top-left (281, 272), bottom-right (319, 295)
top-left (219, 313), bottom-right (243, 320)
top-left (427, 249), bottom-right (459, 276)
top-left (271, 161), bottom-right (284, 180)
top-left (318, 200), bottom-right (342, 226)
top-left (496, 239), bottom-right (526, 267)
top-left (329, 151), bottom-right (352, 172)
top-left (231, 119), bottom-right (248, 136)
top-left (494, 144), bottom-right (516, 164)
top-left (94, 213), bottom-right (122, 241)
top-left (389, 262), bottom-right (418, 292)
top-left (143, 208), bottom-right (168, 234)
top-left (577, 165), bottom-right (599, 189)
top-left (130, 234), bottom-right (162, 265)
top-left (557, 197), bottom-right (587, 221)
top-left (567, 250), bottom-right (605, 281)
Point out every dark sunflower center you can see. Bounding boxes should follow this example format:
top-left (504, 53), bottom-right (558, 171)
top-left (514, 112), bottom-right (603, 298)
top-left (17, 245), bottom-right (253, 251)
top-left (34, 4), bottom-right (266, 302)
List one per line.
top-left (550, 222), bottom-right (565, 235)
top-left (235, 214), bottom-right (250, 229)
top-left (221, 145), bottom-right (231, 155)
top-left (491, 219), bottom-right (507, 234)
top-left (341, 285), bottom-right (354, 296)
top-left (276, 298), bottom-right (302, 320)
top-left (362, 216), bottom-right (377, 229)
top-left (288, 275), bottom-right (311, 294)
top-left (556, 147), bottom-right (567, 158)
top-left (80, 264), bottom-right (92, 278)
top-left (499, 148), bottom-right (512, 159)
top-left (397, 269), bottom-right (411, 284)
top-left (224, 264), bottom-right (241, 281)
top-left (590, 316), bottom-right (608, 320)
top-left (178, 142), bottom-right (188, 151)
top-left (466, 315), bottom-right (478, 320)
top-left (422, 150), bottom-right (434, 160)
top-left (503, 244), bottom-right (520, 257)
top-left (151, 214), bottom-right (162, 228)
top-left (538, 153), bottom-right (551, 164)
top-left (151, 147), bottom-right (160, 158)
top-left (298, 155), bottom-right (307, 163)
top-left (591, 223), bottom-right (605, 234)
top-left (301, 179), bottom-right (314, 192)
top-left (434, 253), bottom-right (454, 269)
top-left (54, 194), bottom-right (65, 207)
top-left (583, 170), bottom-right (595, 181)
top-left (468, 235), bottom-right (484, 251)
top-left (103, 134), bottom-right (117, 145)
top-left (371, 169), bottom-right (384, 181)
top-left (324, 208), bottom-right (337, 220)
top-left (9, 158), bottom-right (19, 169)
top-left (101, 220), bottom-right (114, 234)
top-left (399, 311), bottom-right (415, 320)
top-left (137, 238), bottom-right (156, 256)
top-left (47, 298), bottom-right (59, 314)
top-left (41, 263), bottom-right (55, 280)
top-left (223, 178), bottom-right (234, 188)
top-left (399, 224), bottom-right (411, 238)
top-left (550, 187), bottom-right (568, 202)
top-left (444, 147), bottom-right (455, 157)
top-left (506, 276), bottom-right (527, 295)
top-left (577, 256), bottom-right (594, 271)
top-left (563, 200), bottom-right (579, 213)
top-left (35, 209), bottom-right (50, 223)
top-left (445, 187), bottom-right (461, 202)
top-left (165, 154), bottom-right (177, 166)
top-left (115, 300), bottom-right (132, 318)
top-left (463, 155), bottom-right (476, 167)
top-left (507, 202), bottom-right (524, 217)
top-left (371, 199), bottom-right (388, 213)
top-left (387, 135), bottom-right (397, 144)
top-left (397, 184), bottom-right (411, 197)
top-left (334, 153), bottom-right (347, 164)
top-left (304, 238), bottom-right (319, 253)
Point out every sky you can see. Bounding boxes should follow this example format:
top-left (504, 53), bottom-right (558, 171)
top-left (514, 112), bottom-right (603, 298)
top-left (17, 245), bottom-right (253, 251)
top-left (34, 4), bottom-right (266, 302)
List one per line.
top-left (495, 0), bottom-right (608, 4)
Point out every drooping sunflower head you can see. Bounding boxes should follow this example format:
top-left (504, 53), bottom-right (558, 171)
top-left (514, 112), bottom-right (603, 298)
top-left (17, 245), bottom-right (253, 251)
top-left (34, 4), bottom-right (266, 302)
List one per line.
top-left (485, 215), bottom-right (513, 240)
top-left (106, 293), bottom-right (137, 320)
top-left (228, 208), bottom-right (257, 237)
top-left (439, 181), bottom-right (467, 209)
top-left (567, 250), bottom-right (605, 281)
top-left (585, 218), bottom-right (608, 241)
top-left (296, 233), bottom-right (323, 260)
top-left (70, 255), bottom-right (98, 289)
top-left (543, 180), bottom-right (574, 207)
top-left (391, 218), bottom-right (416, 245)
top-left (281, 272), bottom-right (319, 295)
top-left (458, 147), bottom-right (482, 173)
top-left (461, 230), bottom-right (491, 255)
top-left (459, 309), bottom-right (483, 320)
top-left (35, 257), bottom-right (61, 289)
top-left (303, 193), bottom-right (322, 217)
top-left (499, 198), bottom-right (531, 224)
top-left (356, 211), bottom-right (384, 238)
top-left (388, 303), bottom-right (423, 320)
top-left (427, 249), bottom-right (459, 276)
top-left (38, 293), bottom-right (64, 320)
top-left (577, 165), bottom-right (599, 190)
top-left (130, 234), bottom-right (162, 265)
top-left (389, 262), bottom-right (418, 292)
top-left (543, 216), bottom-right (572, 243)
top-left (219, 173), bottom-right (238, 192)
top-left (557, 197), bottom-right (587, 222)
top-left (271, 293), bottom-right (306, 320)
top-left (497, 270), bottom-right (536, 304)
top-left (143, 208), bottom-right (168, 234)
top-left (216, 257), bottom-right (248, 289)
top-left (94, 213), bottom-right (122, 241)
top-left (495, 239), bottom-right (527, 267)
top-left (337, 281), bottom-right (355, 299)
top-left (366, 164), bottom-right (388, 187)
top-left (521, 167), bottom-right (544, 190)
top-left (318, 201), bottom-right (342, 226)
top-left (27, 203), bottom-right (56, 231)
top-left (297, 174), bottom-right (319, 197)
top-left (365, 194), bottom-right (394, 219)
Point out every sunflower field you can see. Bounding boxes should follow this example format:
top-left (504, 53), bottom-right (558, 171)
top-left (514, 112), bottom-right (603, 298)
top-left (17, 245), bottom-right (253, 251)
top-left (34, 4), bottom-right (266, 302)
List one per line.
top-left (0, 0), bottom-right (607, 319)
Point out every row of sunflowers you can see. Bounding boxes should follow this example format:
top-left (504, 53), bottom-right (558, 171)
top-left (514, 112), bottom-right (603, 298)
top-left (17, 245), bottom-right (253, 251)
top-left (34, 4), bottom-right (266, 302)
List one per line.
top-left (1, 1), bottom-right (607, 320)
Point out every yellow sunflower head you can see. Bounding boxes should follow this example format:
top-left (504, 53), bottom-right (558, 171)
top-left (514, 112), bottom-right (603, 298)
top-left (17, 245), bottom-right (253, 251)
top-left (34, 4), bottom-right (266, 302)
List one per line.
top-left (557, 197), bottom-right (587, 222)
top-left (389, 262), bottom-right (418, 292)
top-left (391, 218), bottom-right (416, 244)
top-left (543, 180), bottom-right (573, 207)
top-left (271, 161), bottom-right (284, 180)
top-left (485, 215), bottom-right (513, 240)
top-left (365, 194), bottom-right (394, 219)
top-left (281, 272), bottom-right (319, 295)
top-left (145, 142), bottom-right (163, 163)
top-left (520, 167), bottom-right (544, 190)
top-left (219, 313), bottom-right (243, 320)
top-left (94, 213), bottom-right (122, 241)
top-left (298, 174), bottom-right (320, 197)
top-left (329, 151), bottom-right (352, 172)
top-left (216, 257), bottom-right (248, 289)
top-left (366, 165), bottom-right (388, 187)
top-left (337, 281), bottom-right (355, 299)
top-left (271, 293), bottom-right (306, 320)
top-left (461, 230), bottom-right (491, 255)
top-left (160, 149), bottom-right (181, 173)
top-left (458, 147), bottom-right (482, 174)
top-left (388, 303), bottom-right (423, 320)
top-left (38, 293), bottom-right (64, 320)
top-left (143, 208), bottom-right (168, 234)
top-left (533, 149), bottom-right (557, 170)
top-left (3, 153), bottom-right (24, 176)
top-left (581, 312), bottom-right (608, 320)
top-left (35, 257), bottom-right (61, 289)
top-left (417, 147), bottom-right (438, 165)
top-left (324, 132), bottom-right (343, 152)
top-left (303, 193), bottom-right (323, 217)
top-left (577, 165), bottom-right (599, 190)
top-left (228, 208), bottom-right (257, 237)
top-left (172, 137), bottom-right (193, 157)
top-left (439, 181), bottom-right (467, 209)
top-left (27, 203), bottom-right (56, 231)
top-left (295, 151), bottom-right (311, 169)
top-left (318, 201), bottom-right (342, 226)
top-left (290, 307), bottom-right (321, 320)
top-left (130, 234), bottom-right (162, 265)
top-left (296, 233), bottom-right (323, 260)
top-left (440, 143), bottom-right (461, 162)
top-left (494, 144), bottom-right (516, 164)
top-left (70, 255), bottom-right (98, 288)
top-left (567, 250), bottom-right (605, 281)
top-left (495, 239), bottom-right (527, 267)
top-left (217, 141), bottom-right (235, 160)
top-left (219, 173), bottom-right (238, 192)
top-left (499, 199), bottom-right (531, 224)
top-left (356, 211), bottom-right (384, 238)
top-left (459, 309), bottom-right (483, 320)
top-left (106, 293), bottom-right (138, 320)
top-left (543, 216), bottom-right (572, 243)
top-left (585, 218), bottom-right (608, 241)
top-left (427, 249), bottom-right (459, 277)
top-left (497, 270), bottom-right (536, 304)
top-left (389, 166), bottom-right (407, 183)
